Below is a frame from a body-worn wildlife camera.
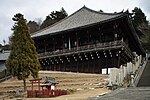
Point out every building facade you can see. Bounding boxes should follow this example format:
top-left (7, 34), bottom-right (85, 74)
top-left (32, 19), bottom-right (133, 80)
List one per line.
top-left (32, 6), bottom-right (145, 74)
top-left (0, 49), bottom-right (10, 81)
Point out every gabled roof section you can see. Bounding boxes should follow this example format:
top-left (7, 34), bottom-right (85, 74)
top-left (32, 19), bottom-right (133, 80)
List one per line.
top-left (32, 6), bottom-right (126, 38)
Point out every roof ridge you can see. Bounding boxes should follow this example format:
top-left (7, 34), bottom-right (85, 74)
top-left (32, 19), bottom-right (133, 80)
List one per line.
top-left (32, 6), bottom-right (86, 36)
top-left (32, 6), bottom-right (128, 38)
top-left (83, 6), bottom-right (124, 15)
top-left (32, 6), bottom-right (125, 36)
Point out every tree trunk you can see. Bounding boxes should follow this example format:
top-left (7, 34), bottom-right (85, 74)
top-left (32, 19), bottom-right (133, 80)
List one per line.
top-left (23, 79), bottom-right (27, 92)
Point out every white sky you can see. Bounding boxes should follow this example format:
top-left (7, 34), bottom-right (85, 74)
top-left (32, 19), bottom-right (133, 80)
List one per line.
top-left (0, 0), bottom-right (149, 45)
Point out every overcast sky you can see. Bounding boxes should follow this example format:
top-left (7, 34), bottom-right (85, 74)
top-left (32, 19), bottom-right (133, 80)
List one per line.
top-left (0, 0), bottom-right (149, 45)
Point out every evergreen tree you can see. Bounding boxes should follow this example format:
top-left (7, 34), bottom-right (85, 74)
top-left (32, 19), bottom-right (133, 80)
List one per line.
top-left (99, 9), bottom-right (103, 12)
top-left (132, 7), bottom-right (148, 28)
top-left (6, 13), bottom-right (40, 92)
top-left (131, 7), bottom-right (150, 52)
top-left (27, 20), bottom-right (40, 34)
top-left (40, 7), bottom-right (68, 29)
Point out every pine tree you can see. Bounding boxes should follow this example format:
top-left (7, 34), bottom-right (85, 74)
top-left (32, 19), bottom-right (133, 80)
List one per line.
top-left (27, 20), bottom-right (40, 34)
top-left (131, 7), bottom-right (150, 51)
top-left (132, 7), bottom-right (148, 28)
top-left (40, 7), bottom-right (68, 29)
top-left (6, 13), bottom-right (40, 92)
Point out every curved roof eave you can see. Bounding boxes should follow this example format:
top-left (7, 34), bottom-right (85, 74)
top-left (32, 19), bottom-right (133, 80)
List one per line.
top-left (31, 6), bottom-right (126, 38)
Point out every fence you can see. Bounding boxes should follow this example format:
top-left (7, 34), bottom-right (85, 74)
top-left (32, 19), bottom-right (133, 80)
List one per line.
top-left (27, 89), bottom-right (67, 98)
top-left (109, 54), bottom-right (143, 87)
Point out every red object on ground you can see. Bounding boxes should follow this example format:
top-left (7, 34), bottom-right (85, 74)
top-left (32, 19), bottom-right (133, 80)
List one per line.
top-left (27, 77), bottom-right (67, 98)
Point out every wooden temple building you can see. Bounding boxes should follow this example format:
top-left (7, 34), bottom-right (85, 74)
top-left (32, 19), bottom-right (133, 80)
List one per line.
top-left (31, 6), bottom-right (145, 74)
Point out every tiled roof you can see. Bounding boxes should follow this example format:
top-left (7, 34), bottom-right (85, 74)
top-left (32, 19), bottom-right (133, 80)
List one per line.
top-left (44, 77), bottom-right (58, 84)
top-left (32, 6), bottom-right (126, 38)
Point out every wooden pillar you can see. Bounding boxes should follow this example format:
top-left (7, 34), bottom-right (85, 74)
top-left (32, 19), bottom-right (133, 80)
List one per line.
top-left (70, 62), bottom-right (71, 72)
top-left (44, 40), bottom-right (47, 53)
top-left (118, 54), bottom-right (120, 68)
top-left (87, 60), bottom-right (89, 73)
top-left (38, 80), bottom-right (40, 91)
top-left (99, 59), bottom-right (102, 74)
top-left (31, 81), bottom-right (34, 97)
top-left (60, 63), bottom-right (62, 71)
top-left (54, 65), bottom-right (56, 71)
top-left (68, 34), bottom-right (71, 50)
top-left (87, 30), bottom-right (90, 44)
top-left (42, 87), bottom-right (44, 95)
top-left (64, 62), bottom-right (66, 71)
top-left (99, 28), bottom-right (102, 43)
top-left (106, 68), bottom-right (109, 74)
top-left (93, 60), bottom-right (96, 73)
top-left (58, 63), bottom-right (60, 71)
top-left (77, 61), bottom-right (79, 72)
top-left (76, 33), bottom-right (79, 48)
top-left (81, 60), bottom-right (83, 73)
top-left (62, 35), bottom-right (65, 50)
top-left (106, 58), bottom-right (108, 74)
top-left (31, 81), bottom-right (33, 92)
top-left (51, 64), bottom-right (53, 71)
top-left (53, 38), bottom-right (55, 51)
top-left (99, 67), bottom-right (102, 74)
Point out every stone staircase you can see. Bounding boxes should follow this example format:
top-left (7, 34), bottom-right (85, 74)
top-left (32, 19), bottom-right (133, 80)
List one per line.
top-left (137, 60), bottom-right (150, 87)
top-left (90, 87), bottom-right (150, 100)
top-left (90, 58), bottom-right (150, 100)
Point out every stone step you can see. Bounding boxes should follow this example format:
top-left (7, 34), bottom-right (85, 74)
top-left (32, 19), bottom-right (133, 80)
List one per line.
top-left (137, 60), bottom-right (150, 87)
top-left (90, 87), bottom-right (150, 100)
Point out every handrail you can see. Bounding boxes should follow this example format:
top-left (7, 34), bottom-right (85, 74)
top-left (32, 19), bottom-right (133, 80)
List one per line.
top-left (38, 40), bottom-right (131, 58)
top-left (133, 54), bottom-right (150, 87)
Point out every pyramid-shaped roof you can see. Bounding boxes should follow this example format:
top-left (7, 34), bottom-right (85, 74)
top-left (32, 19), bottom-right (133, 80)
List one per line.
top-left (32, 6), bottom-right (127, 38)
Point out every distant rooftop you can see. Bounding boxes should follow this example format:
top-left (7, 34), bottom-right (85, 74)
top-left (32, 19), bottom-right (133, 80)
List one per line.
top-left (32, 6), bottom-right (126, 38)
top-left (0, 50), bottom-right (10, 61)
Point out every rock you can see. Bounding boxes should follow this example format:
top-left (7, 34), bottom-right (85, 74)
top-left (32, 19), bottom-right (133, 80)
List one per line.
top-left (77, 88), bottom-right (83, 90)
top-left (89, 87), bottom-right (95, 90)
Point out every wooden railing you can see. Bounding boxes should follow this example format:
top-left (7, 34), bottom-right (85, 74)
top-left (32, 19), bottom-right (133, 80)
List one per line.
top-left (38, 40), bottom-right (133, 58)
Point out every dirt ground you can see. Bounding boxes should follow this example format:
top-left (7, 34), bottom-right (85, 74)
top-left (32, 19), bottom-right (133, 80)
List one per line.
top-left (0, 71), bottom-right (111, 100)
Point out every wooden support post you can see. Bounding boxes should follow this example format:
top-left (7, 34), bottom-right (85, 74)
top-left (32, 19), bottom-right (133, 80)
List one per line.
top-left (70, 62), bottom-right (71, 72)
top-left (99, 59), bottom-right (102, 74)
top-left (42, 87), bottom-right (44, 95)
top-left (62, 35), bottom-right (65, 50)
top-left (38, 80), bottom-right (40, 91)
top-left (32, 81), bottom-right (33, 92)
top-left (58, 63), bottom-right (60, 71)
top-left (44, 40), bottom-right (47, 53)
top-left (64, 62), bottom-right (66, 71)
top-left (106, 68), bottom-right (108, 74)
top-left (88, 60), bottom-right (89, 73)
top-left (76, 32), bottom-right (79, 49)
top-left (118, 54), bottom-right (120, 68)
top-left (53, 38), bottom-right (55, 51)
top-left (81, 60), bottom-right (83, 73)
top-left (93, 60), bottom-right (96, 73)
top-left (77, 61), bottom-right (79, 72)
top-left (68, 35), bottom-right (71, 50)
